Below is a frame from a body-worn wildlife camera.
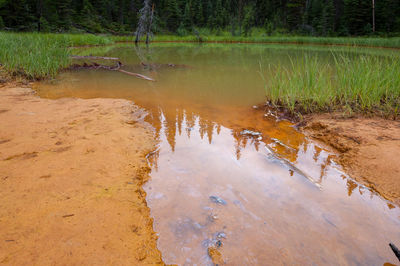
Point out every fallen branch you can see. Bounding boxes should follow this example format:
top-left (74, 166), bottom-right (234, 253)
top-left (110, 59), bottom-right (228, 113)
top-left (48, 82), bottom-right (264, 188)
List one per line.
top-left (67, 62), bottom-right (155, 82)
top-left (71, 55), bottom-right (120, 61)
top-left (118, 69), bottom-right (155, 81)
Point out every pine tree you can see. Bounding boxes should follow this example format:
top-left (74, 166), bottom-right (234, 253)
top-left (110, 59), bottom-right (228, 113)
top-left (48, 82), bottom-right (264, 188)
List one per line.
top-left (242, 3), bottom-right (255, 36)
top-left (286, 0), bottom-right (305, 31)
top-left (0, 0), bottom-right (398, 36)
top-left (39, 16), bottom-right (50, 32)
top-left (57, 0), bottom-right (73, 30)
top-left (255, 0), bottom-right (269, 26)
top-left (213, 0), bottom-right (224, 29)
top-left (309, 0), bottom-right (322, 32)
top-left (323, 0), bottom-right (335, 35)
top-left (344, 0), bottom-right (371, 35)
top-left (376, 0), bottom-right (400, 32)
top-left (192, 0), bottom-right (203, 26)
top-left (164, 0), bottom-right (180, 32)
top-left (1, 0), bottom-right (35, 30)
top-left (205, 0), bottom-right (213, 28)
top-left (182, 1), bottom-right (192, 29)
top-left (0, 0), bottom-right (7, 8)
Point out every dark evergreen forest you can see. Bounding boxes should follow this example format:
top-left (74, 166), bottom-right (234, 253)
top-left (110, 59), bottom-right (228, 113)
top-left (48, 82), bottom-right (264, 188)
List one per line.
top-left (0, 0), bottom-right (399, 36)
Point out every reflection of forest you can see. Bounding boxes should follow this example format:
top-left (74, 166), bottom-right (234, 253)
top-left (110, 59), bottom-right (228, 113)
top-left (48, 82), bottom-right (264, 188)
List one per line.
top-left (145, 101), bottom-right (339, 189)
top-left (40, 43), bottom-right (377, 199)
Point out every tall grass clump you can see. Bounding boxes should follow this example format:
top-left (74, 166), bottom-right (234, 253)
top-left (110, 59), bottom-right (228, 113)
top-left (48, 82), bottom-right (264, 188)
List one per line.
top-left (262, 54), bottom-right (400, 118)
top-left (261, 56), bottom-right (334, 114)
top-left (334, 55), bottom-right (400, 117)
top-left (0, 32), bottom-right (70, 79)
top-left (0, 32), bottom-right (113, 79)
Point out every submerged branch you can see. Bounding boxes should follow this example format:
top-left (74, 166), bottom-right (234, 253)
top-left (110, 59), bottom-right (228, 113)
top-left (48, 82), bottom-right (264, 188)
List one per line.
top-left (70, 54), bottom-right (189, 82)
top-left (117, 69), bottom-right (155, 81)
top-left (68, 61), bottom-right (155, 82)
top-left (265, 145), bottom-right (322, 189)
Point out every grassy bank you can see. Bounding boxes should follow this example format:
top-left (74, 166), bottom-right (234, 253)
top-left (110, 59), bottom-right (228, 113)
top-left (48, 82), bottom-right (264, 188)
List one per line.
top-left (261, 55), bottom-right (400, 119)
top-left (1, 31), bottom-right (399, 79)
top-left (1, 32), bottom-right (399, 119)
top-left (112, 35), bottom-right (400, 49)
top-left (0, 33), bottom-right (112, 79)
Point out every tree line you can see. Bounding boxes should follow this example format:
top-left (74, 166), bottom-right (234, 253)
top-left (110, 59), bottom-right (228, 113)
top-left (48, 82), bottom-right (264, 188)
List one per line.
top-left (0, 0), bottom-right (399, 36)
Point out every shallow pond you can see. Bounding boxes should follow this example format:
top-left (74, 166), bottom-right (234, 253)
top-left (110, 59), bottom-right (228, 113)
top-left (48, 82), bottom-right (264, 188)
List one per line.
top-left (35, 43), bottom-right (400, 265)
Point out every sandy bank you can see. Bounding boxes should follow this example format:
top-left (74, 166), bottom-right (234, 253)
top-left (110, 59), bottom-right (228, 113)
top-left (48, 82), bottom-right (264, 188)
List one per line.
top-left (0, 85), bottom-right (164, 265)
top-left (301, 114), bottom-right (400, 206)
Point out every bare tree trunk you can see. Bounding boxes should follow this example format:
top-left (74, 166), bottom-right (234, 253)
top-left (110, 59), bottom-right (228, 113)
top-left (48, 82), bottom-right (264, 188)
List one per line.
top-left (135, 0), bottom-right (153, 44)
top-left (145, 3), bottom-right (155, 44)
top-left (135, 31), bottom-right (140, 44)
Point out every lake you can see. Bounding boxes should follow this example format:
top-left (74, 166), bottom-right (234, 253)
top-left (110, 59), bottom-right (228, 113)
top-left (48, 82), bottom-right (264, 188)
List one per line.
top-left (35, 43), bottom-right (400, 265)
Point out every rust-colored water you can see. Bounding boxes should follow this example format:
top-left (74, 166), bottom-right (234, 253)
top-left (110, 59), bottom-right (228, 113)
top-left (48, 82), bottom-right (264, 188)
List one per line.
top-left (35, 43), bottom-right (400, 265)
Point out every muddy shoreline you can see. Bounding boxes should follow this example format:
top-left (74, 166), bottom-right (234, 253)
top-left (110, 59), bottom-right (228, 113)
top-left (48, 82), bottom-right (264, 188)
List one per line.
top-left (300, 113), bottom-right (400, 206)
top-left (0, 84), bottom-right (164, 265)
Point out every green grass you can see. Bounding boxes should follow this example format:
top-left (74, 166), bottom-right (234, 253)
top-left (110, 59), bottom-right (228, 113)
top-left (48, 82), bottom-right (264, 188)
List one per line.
top-left (110, 31), bottom-right (400, 49)
top-left (260, 54), bottom-right (400, 119)
top-left (57, 33), bottom-right (113, 46)
top-left (0, 32), bottom-right (112, 79)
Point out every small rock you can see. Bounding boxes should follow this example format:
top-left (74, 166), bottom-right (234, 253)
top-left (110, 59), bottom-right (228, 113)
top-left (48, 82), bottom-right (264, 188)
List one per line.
top-left (208, 213), bottom-right (218, 222)
top-left (209, 196), bottom-right (227, 205)
top-left (215, 232), bottom-right (226, 239)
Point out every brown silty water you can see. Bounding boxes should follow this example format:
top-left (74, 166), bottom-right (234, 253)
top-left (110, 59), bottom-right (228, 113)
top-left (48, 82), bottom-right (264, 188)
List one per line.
top-left (35, 43), bottom-right (400, 265)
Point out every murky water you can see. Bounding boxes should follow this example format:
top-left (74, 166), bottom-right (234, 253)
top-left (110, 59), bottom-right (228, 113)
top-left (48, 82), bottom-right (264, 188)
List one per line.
top-left (35, 43), bottom-right (400, 265)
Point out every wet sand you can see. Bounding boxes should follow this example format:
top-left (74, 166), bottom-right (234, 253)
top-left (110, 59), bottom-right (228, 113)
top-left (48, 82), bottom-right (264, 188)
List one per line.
top-left (302, 114), bottom-right (400, 206)
top-left (0, 85), bottom-right (163, 265)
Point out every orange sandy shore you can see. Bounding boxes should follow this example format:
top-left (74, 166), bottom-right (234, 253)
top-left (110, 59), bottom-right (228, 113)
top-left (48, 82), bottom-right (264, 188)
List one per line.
top-left (302, 113), bottom-right (400, 206)
top-left (0, 85), bottom-right (164, 265)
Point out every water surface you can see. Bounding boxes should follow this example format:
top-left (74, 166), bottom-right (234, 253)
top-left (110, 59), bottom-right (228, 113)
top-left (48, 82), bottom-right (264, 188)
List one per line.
top-left (35, 43), bottom-right (400, 265)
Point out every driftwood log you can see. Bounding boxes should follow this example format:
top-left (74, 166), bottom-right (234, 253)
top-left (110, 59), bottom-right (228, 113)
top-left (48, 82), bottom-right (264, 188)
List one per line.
top-left (70, 55), bottom-right (192, 81)
top-left (117, 69), bottom-right (155, 81)
top-left (70, 56), bottom-right (155, 82)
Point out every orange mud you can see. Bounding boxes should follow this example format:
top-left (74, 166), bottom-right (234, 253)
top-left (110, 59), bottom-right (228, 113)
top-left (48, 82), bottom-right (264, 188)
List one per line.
top-left (302, 114), bottom-right (400, 206)
top-left (0, 85), bottom-right (164, 265)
